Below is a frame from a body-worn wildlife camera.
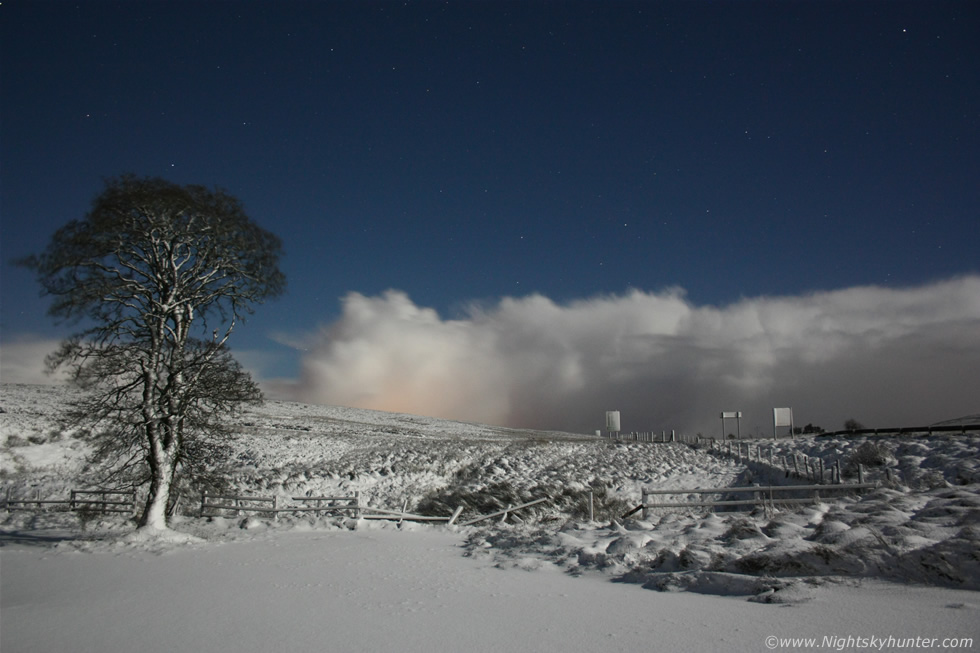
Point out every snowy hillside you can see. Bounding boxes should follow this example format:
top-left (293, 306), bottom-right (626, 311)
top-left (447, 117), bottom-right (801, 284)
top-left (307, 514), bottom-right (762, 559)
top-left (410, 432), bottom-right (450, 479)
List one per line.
top-left (2, 382), bottom-right (980, 599)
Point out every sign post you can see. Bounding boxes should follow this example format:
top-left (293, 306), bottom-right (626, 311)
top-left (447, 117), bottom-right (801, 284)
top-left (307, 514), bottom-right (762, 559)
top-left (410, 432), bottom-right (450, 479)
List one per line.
top-left (720, 411), bottom-right (742, 440)
top-left (605, 411), bottom-right (621, 438)
top-left (773, 407), bottom-right (793, 439)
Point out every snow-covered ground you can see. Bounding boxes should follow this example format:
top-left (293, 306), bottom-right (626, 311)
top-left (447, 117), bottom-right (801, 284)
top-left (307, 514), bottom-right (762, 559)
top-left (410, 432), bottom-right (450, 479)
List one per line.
top-left (4, 523), bottom-right (978, 653)
top-left (2, 383), bottom-right (979, 651)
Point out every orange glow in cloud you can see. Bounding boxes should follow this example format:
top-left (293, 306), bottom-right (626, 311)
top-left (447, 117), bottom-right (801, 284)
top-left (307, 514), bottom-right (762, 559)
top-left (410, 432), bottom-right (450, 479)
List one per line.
top-left (293, 277), bottom-right (980, 434)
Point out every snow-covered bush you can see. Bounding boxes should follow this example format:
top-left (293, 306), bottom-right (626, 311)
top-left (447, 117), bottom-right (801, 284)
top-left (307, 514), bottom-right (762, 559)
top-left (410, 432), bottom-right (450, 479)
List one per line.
top-left (847, 440), bottom-right (890, 469)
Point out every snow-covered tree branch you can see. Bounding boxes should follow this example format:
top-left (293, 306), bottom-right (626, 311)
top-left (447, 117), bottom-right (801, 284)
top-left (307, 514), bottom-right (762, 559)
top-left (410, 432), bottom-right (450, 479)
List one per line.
top-left (20, 175), bottom-right (286, 532)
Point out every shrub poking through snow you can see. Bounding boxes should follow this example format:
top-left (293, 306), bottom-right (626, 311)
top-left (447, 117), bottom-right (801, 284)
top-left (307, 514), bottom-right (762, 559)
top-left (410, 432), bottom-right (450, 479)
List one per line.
top-left (847, 440), bottom-right (891, 469)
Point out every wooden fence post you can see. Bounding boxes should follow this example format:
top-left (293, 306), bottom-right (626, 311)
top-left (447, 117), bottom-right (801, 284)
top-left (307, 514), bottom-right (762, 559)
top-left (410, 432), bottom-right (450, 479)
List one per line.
top-left (588, 490), bottom-right (595, 522)
top-left (449, 505), bottom-right (463, 526)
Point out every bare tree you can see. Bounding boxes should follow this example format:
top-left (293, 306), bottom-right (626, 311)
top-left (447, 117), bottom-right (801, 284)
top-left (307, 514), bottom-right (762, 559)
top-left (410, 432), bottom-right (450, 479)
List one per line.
top-left (21, 175), bottom-right (285, 531)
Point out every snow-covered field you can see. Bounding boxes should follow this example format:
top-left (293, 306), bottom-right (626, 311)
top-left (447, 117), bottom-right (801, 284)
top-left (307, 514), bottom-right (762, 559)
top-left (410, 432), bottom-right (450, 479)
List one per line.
top-left (2, 383), bottom-right (979, 651)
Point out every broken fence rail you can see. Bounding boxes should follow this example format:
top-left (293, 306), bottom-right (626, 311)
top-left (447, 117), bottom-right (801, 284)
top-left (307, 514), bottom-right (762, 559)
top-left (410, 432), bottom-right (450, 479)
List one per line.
top-left (360, 505), bottom-right (465, 525)
top-left (358, 497), bottom-right (548, 526)
top-left (361, 497), bottom-right (549, 527)
top-left (456, 497), bottom-right (550, 527)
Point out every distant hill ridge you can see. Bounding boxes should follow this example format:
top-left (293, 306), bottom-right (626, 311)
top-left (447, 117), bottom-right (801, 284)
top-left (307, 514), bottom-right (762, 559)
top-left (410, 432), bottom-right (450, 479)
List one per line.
top-left (930, 414), bottom-right (980, 427)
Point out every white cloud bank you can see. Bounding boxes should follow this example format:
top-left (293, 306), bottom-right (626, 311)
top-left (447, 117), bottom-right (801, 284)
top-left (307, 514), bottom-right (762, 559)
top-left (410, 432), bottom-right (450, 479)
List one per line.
top-left (0, 335), bottom-right (66, 386)
top-left (293, 276), bottom-right (980, 435)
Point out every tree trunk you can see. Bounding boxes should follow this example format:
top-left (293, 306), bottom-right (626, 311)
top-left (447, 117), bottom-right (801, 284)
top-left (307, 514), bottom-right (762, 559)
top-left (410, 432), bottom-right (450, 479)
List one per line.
top-left (139, 443), bottom-right (177, 531)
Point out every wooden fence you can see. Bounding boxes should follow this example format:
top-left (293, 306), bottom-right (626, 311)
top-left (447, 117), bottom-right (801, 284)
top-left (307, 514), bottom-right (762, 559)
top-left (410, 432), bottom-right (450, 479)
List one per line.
top-left (625, 482), bottom-right (878, 519)
top-left (200, 491), bottom-right (548, 527)
top-left (818, 423), bottom-right (980, 438)
top-left (600, 430), bottom-right (700, 445)
top-left (706, 439), bottom-right (871, 485)
top-left (603, 423), bottom-right (979, 449)
top-left (6, 485), bottom-right (547, 528)
top-left (4, 488), bottom-right (137, 515)
top-left (200, 492), bottom-right (361, 519)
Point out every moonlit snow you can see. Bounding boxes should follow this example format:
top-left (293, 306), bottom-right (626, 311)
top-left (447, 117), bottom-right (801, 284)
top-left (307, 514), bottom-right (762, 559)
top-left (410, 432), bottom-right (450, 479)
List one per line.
top-left (2, 383), bottom-right (979, 652)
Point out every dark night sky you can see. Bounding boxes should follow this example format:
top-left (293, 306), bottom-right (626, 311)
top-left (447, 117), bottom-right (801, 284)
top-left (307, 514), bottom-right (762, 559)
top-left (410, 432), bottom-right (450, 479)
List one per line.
top-left (2, 1), bottom-right (978, 434)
